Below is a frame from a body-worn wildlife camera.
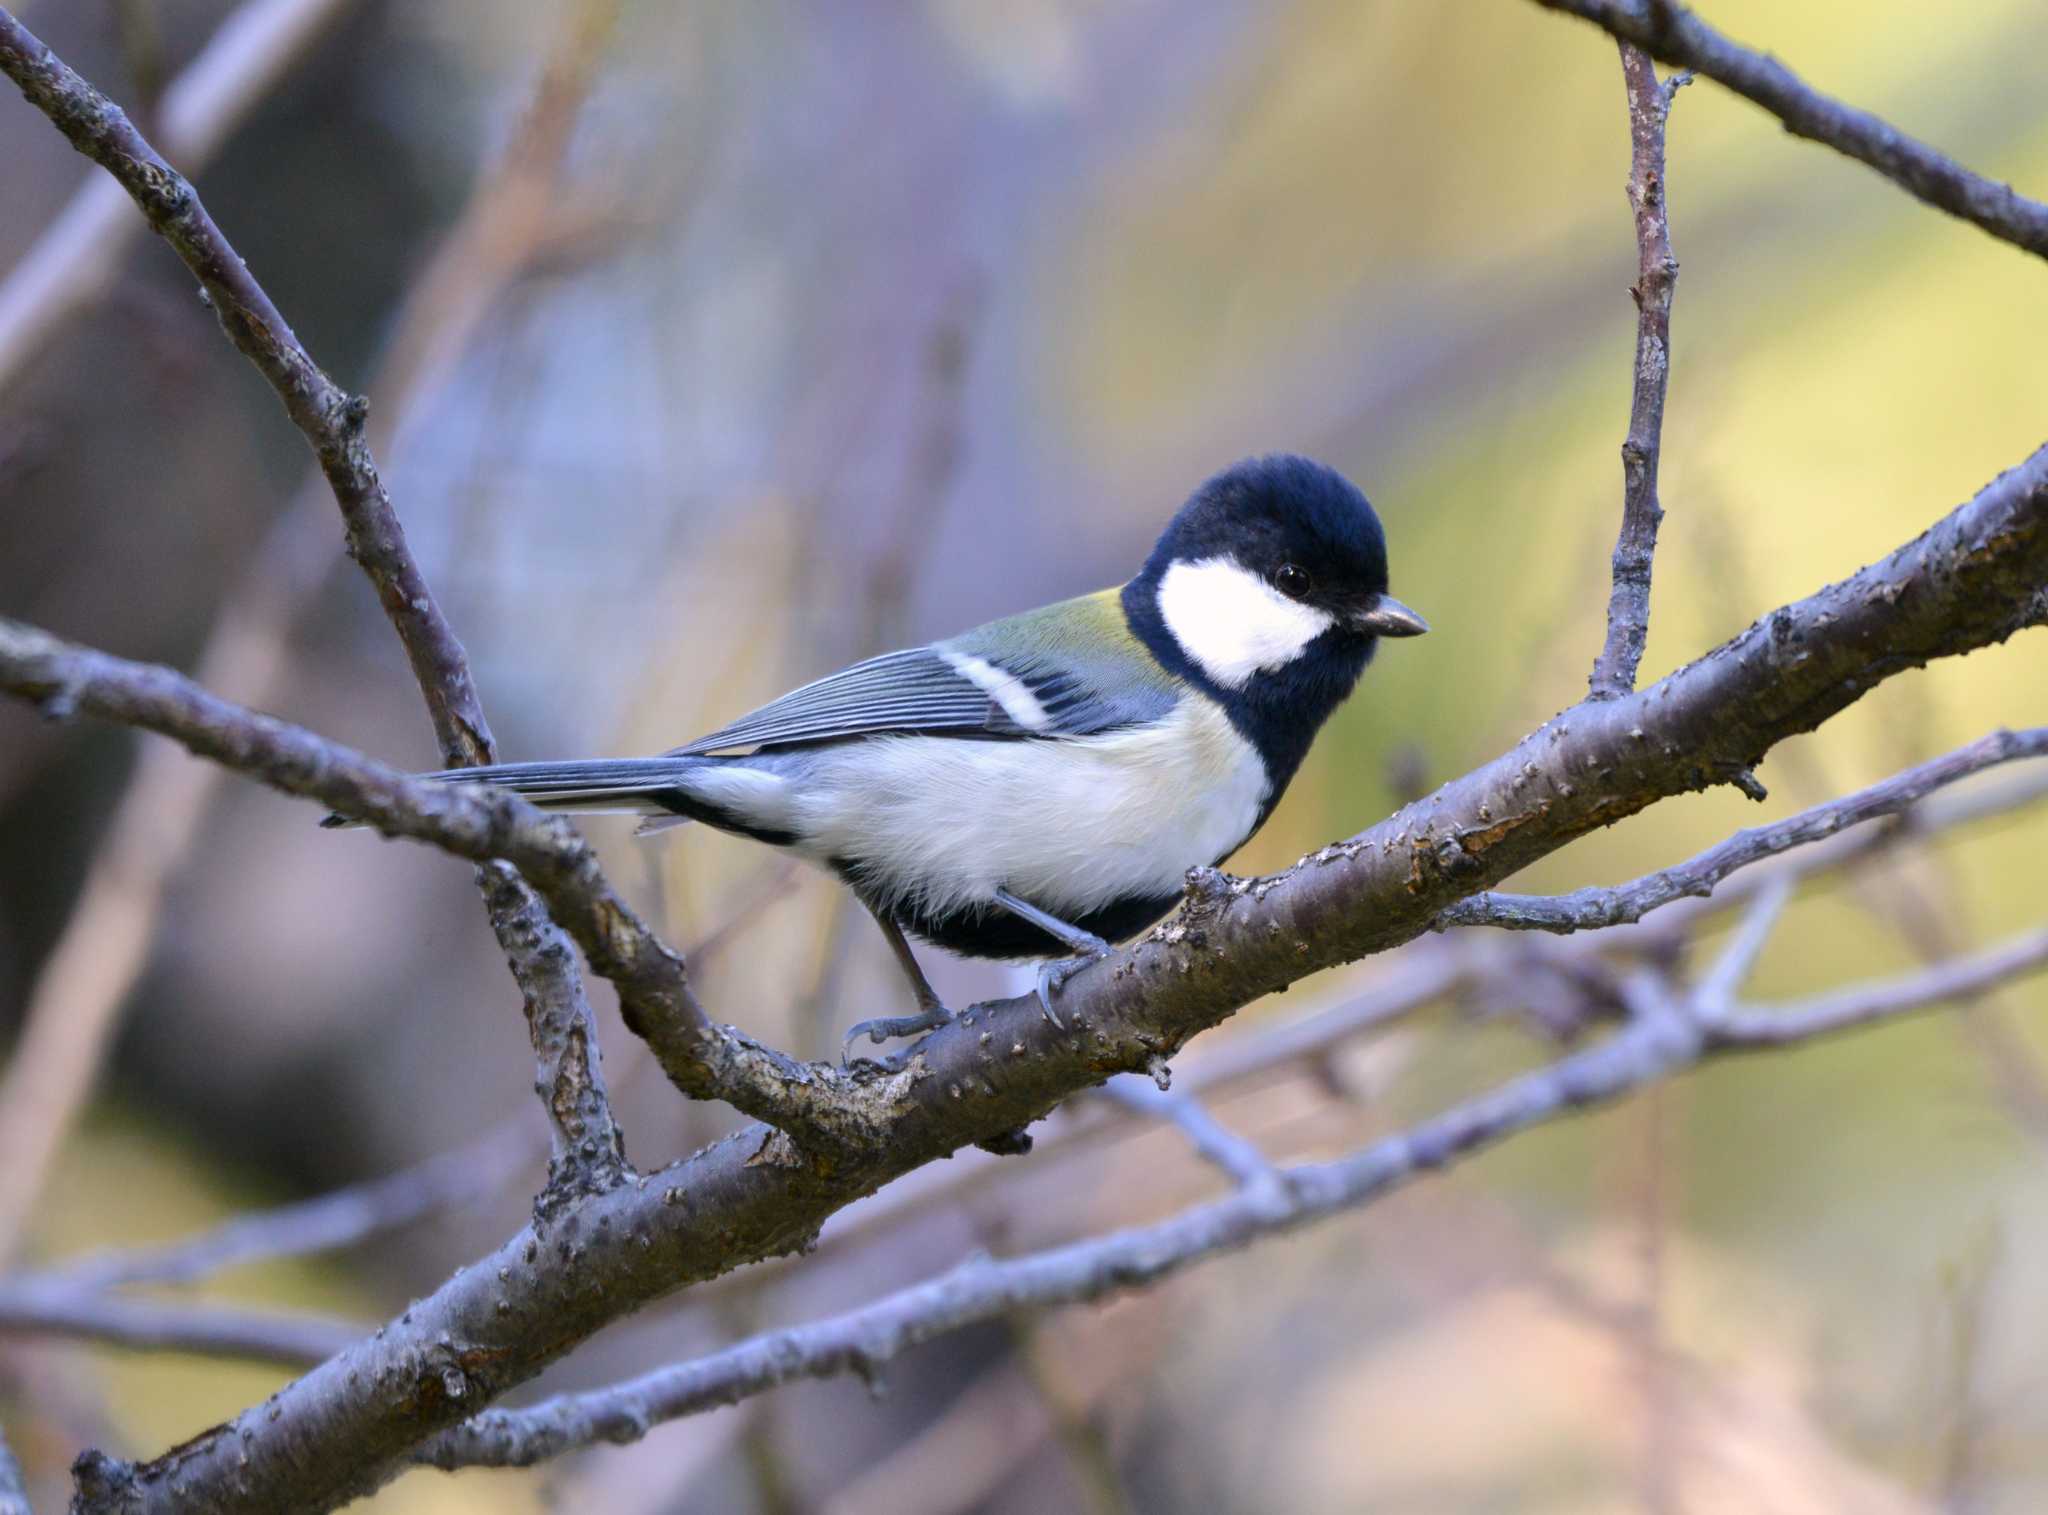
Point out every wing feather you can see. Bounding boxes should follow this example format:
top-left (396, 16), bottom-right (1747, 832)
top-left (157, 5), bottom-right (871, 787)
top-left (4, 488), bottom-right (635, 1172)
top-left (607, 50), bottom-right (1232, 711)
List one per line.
top-left (671, 648), bottom-right (1012, 754)
top-left (670, 593), bottom-right (1185, 756)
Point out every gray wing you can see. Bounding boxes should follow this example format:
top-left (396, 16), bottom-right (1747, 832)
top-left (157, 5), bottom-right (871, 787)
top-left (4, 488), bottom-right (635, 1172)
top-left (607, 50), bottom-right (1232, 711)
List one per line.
top-left (672, 647), bottom-right (1022, 755)
top-left (670, 630), bottom-right (1179, 757)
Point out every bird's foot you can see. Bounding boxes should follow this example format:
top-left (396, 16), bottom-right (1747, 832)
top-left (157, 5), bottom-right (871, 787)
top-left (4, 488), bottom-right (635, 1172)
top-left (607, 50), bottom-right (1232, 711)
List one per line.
top-left (842, 1002), bottom-right (956, 1064)
top-left (1034, 935), bottom-right (1112, 1029)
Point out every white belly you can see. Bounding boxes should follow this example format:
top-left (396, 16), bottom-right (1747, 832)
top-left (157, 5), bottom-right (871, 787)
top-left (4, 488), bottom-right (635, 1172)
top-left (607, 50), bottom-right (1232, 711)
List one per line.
top-left (701, 697), bottom-right (1269, 919)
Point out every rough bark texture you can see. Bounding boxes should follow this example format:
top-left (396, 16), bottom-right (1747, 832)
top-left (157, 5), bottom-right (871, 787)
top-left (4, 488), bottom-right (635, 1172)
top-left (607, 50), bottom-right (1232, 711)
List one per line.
top-left (10, 441), bottom-right (2045, 1512)
top-left (3, 2), bottom-right (2046, 1508)
top-left (1588, 43), bottom-right (1681, 700)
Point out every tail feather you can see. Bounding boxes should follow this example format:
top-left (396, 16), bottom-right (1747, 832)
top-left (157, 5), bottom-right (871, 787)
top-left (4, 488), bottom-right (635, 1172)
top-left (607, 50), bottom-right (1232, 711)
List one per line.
top-left (320, 757), bottom-right (708, 829)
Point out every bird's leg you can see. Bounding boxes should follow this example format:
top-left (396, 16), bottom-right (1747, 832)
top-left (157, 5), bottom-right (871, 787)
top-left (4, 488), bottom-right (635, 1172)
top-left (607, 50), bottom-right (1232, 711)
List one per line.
top-left (842, 905), bottom-right (955, 1060)
top-left (990, 888), bottom-right (1113, 1029)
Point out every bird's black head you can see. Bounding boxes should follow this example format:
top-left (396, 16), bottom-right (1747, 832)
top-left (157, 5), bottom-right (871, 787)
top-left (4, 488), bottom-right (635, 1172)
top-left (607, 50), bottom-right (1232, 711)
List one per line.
top-left (1122, 454), bottom-right (1427, 800)
top-left (1141, 454), bottom-right (1424, 638)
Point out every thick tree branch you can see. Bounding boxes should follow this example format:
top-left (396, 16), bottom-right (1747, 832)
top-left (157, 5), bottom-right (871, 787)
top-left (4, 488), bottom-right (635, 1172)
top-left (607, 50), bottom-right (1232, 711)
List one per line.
top-left (0, 619), bottom-right (851, 1151)
top-left (1439, 727), bottom-right (2048, 933)
top-left (1588, 44), bottom-right (1683, 700)
top-left (419, 922), bottom-right (2048, 1469)
top-left (0, 6), bottom-right (2037, 1507)
top-left (1533, 0), bottom-right (2048, 261)
top-left (11, 435), bottom-right (2045, 1513)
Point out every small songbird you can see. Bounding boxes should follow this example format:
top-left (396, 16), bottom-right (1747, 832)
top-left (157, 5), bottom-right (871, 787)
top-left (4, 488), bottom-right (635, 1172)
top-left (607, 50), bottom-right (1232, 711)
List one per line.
top-left (375, 455), bottom-right (1426, 1052)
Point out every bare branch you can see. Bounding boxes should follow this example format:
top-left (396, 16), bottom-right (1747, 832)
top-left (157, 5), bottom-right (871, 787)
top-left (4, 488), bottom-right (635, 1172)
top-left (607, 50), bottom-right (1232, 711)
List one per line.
top-left (1716, 926), bottom-right (2048, 1046)
top-left (0, 1284), bottom-right (363, 1367)
top-left (0, 618), bottom-right (848, 1150)
top-left (478, 861), bottom-right (629, 1211)
top-left (421, 921), bottom-right (2048, 1469)
top-left (1165, 943), bottom-right (1457, 1093)
top-left (10, 870), bottom-right (782, 1302)
top-left (43, 1124), bottom-right (537, 1294)
top-left (1692, 875), bottom-right (1790, 1014)
top-left (0, 7), bottom-right (486, 768)
top-left (0, 4), bottom-right (2038, 1506)
top-left (1588, 44), bottom-right (1684, 700)
top-left (1533, 0), bottom-right (2048, 261)
top-left (18, 428), bottom-right (2042, 1512)
top-left (1439, 727), bottom-right (2048, 934)
top-left (0, 1), bottom-right (636, 1225)
top-left (0, 0), bottom-right (356, 391)
top-left (1096, 1077), bottom-right (1278, 1191)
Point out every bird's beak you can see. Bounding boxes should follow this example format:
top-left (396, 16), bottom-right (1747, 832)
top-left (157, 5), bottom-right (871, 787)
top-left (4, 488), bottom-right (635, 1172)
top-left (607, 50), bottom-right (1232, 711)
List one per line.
top-left (1352, 594), bottom-right (1429, 638)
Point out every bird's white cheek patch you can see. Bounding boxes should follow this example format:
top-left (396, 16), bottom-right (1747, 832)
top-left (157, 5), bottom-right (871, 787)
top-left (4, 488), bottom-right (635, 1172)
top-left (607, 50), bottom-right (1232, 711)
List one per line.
top-left (1156, 557), bottom-right (1335, 689)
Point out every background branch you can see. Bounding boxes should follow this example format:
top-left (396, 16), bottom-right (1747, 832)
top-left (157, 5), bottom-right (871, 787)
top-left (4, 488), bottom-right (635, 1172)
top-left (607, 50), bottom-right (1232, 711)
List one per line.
top-left (423, 923), bottom-right (2048, 1469)
top-left (1094, 1078), bottom-right (1278, 1191)
top-left (0, 617), bottom-right (864, 1149)
top-left (1535, 0), bottom-right (2048, 260)
top-left (0, 0), bottom-right (355, 392)
top-left (1, 3), bottom-right (2044, 1507)
top-left (0, 0), bottom-right (638, 1236)
top-left (5, 421), bottom-right (2042, 1510)
top-left (0, 1285), bottom-right (362, 1367)
top-left (0, 7), bottom-right (488, 767)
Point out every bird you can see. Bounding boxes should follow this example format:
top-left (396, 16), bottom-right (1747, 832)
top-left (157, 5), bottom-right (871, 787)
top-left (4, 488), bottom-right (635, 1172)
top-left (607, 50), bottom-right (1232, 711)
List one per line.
top-left (349, 455), bottom-right (1427, 1055)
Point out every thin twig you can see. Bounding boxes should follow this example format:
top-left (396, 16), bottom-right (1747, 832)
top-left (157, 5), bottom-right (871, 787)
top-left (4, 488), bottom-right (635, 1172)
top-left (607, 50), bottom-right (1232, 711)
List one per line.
top-left (1691, 874), bottom-right (1789, 1016)
top-left (8, 873), bottom-right (782, 1301)
top-left (0, 618), bottom-right (848, 1149)
top-left (783, 953), bottom-right (1449, 1276)
top-left (1439, 728), bottom-right (2048, 933)
top-left (0, 518), bottom-right (334, 1262)
top-left (22, 427), bottom-right (2048, 1511)
top-left (1534, 0), bottom-right (2048, 261)
top-left (0, 0), bottom-right (356, 391)
top-left (1714, 926), bottom-right (2048, 1046)
top-left (45, 1122), bottom-right (536, 1293)
top-left (1589, 45), bottom-right (1684, 700)
top-left (0, 1285), bottom-right (362, 1367)
top-left (420, 923), bottom-right (2048, 1468)
top-left (1095, 1078), bottom-right (1277, 1191)
top-left (0, 6), bottom-right (486, 767)
top-left (0, 1), bottom-right (637, 1219)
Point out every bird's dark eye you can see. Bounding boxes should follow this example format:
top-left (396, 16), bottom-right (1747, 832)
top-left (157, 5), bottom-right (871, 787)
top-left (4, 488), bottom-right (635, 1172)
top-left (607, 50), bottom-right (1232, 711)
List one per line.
top-left (1275, 564), bottom-right (1312, 600)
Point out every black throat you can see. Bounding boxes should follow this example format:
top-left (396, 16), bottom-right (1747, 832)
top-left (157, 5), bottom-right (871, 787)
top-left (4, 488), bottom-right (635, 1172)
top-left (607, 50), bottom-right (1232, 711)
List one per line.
top-left (1119, 575), bottom-right (1375, 819)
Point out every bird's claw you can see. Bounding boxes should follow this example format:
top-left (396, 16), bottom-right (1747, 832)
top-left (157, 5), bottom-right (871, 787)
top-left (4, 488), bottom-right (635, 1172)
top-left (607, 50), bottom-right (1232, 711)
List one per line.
top-left (842, 1003), bottom-right (955, 1064)
top-left (1034, 937), bottom-right (1112, 1028)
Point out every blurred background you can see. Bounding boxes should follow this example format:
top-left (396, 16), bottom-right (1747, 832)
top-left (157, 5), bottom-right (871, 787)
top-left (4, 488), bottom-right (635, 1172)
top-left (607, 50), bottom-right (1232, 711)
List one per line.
top-left (2, 0), bottom-right (2047, 1510)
